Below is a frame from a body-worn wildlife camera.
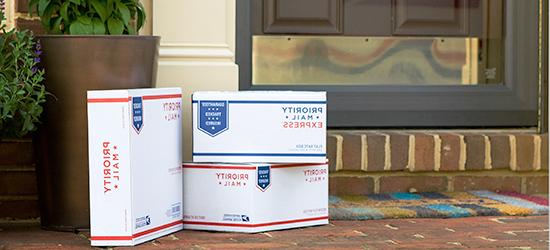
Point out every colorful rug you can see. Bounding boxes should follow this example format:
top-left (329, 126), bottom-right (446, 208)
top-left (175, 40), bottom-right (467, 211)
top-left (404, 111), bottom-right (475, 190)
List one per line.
top-left (329, 191), bottom-right (549, 220)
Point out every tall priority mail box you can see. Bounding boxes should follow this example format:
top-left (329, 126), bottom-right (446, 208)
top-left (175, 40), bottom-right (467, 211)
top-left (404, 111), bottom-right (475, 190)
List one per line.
top-left (87, 88), bottom-right (183, 246)
top-left (182, 162), bottom-right (329, 233)
top-left (192, 91), bottom-right (326, 163)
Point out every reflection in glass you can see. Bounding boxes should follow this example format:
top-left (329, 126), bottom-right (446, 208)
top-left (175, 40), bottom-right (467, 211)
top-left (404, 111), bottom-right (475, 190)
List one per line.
top-left (253, 36), bottom-right (493, 85)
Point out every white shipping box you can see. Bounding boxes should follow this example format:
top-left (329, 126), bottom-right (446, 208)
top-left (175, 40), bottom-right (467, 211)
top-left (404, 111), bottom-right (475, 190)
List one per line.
top-left (182, 162), bottom-right (329, 233)
top-left (192, 91), bottom-right (326, 163)
top-left (87, 88), bottom-right (183, 246)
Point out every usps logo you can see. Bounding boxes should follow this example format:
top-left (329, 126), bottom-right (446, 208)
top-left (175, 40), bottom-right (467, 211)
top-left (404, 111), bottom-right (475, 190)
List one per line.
top-left (132, 97), bottom-right (143, 134)
top-left (256, 165), bottom-right (271, 192)
top-left (198, 101), bottom-right (228, 137)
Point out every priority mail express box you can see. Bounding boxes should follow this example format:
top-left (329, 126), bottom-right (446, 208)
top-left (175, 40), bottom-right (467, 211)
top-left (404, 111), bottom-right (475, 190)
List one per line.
top-left (182, 162), bottom-right (329, 233)
top-left (192, 91), bottom-right (326, 163)
top-left (87, 88), bottom-right (183, 246)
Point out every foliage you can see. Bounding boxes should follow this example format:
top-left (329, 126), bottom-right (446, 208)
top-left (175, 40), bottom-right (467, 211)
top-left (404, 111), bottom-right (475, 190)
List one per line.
top-left (0, 10), bottom-right (47, 138)
top-left (29, 0), bottom-right (146, 35)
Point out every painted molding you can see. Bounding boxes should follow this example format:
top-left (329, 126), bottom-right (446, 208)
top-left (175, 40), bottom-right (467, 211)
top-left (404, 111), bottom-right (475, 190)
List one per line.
top-left (159, 44), bottom-right (234, 60)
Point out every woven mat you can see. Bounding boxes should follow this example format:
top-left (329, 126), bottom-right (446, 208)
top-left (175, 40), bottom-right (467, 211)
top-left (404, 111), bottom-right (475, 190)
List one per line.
top-left (329, 191), bottom-right (549, 220)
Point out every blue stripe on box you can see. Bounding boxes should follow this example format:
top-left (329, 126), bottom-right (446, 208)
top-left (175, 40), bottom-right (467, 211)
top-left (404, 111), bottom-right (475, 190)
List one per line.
top-left (192, 100), bottom-right (326, 104)
top-left (193, 153), bottom-right (326, 157)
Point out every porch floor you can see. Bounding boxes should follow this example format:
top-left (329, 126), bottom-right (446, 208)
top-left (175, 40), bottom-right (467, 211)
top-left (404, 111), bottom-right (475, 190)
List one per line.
top-left (1, 216), bottom-right (548, 249)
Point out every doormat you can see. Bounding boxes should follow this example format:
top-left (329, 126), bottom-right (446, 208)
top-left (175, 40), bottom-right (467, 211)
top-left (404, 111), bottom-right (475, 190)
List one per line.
top-left (329, 191), bottom-right (548, 220)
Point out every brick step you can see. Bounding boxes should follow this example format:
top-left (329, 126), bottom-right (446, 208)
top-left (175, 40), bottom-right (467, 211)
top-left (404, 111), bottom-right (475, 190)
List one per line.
top-left (329, 170), bottom-right (549, 195)
top-left (328, 131), bottom-right (549, 173)
top-left (0, 195), bottom-right (39, 219)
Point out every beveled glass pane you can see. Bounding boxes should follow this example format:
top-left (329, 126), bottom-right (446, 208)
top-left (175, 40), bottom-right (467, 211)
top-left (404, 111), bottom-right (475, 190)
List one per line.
top-left (252, 36), bottom-right (501, 85)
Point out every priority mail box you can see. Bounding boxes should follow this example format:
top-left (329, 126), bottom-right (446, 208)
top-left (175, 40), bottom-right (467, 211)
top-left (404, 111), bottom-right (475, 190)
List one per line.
top-left (87, 88), bottom-right (183, 246)
top-left (182, 162), bottom-right (328, 233)
top-left (192, 91), bottom-right (326, 163)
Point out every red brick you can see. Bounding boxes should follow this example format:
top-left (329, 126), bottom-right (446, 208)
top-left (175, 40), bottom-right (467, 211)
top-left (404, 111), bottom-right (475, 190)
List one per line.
top-left (378, 176), bottom-right (447, 193)
top-left (365, 132), bottom-right (386, 172)
top-left (453, 176), bottom-right (522, 192)
top-left (329, 176), bottom-right (374, 196)
top-left (412, 133), bottom-right (435, 172)
top-left (439, 133), bottom-right (461, 171)
top-left (15, 18), bottom-right (46, 35)
top-left (0, 197), bottom-right (39, 219)
top-left (0, 171), bottom-right (37, 195)
top-left (525, 176), bottom-right (549, 194)
top-left (515, 134), bottom-right (536, 171)
top-left (388, 132), bottom-right (409, 171)
top-left (489, 134), bottom-right (511, 169)
top-left (464, 134), bottom-right (486, 170)
top-left (0, 140), bottom-right (34, 166)
top-left (541, 134), bottom-right (548, 170)
top-left (341, 133), bottom-right (362, 171)
top-left (327, 135), bottom-right (338, 172)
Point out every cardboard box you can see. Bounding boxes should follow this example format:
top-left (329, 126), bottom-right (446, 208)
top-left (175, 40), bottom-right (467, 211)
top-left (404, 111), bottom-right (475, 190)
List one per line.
top-left (182, 162), bottom-right (329, 233)
top-left (87, 88), bottom-right (183, 246)
top-left (192, 91), bottom-right (326, 163)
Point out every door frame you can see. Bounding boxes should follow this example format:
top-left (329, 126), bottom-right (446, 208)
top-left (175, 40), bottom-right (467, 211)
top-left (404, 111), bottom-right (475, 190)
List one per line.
top-left (237, 0), bottom-right (540, 128)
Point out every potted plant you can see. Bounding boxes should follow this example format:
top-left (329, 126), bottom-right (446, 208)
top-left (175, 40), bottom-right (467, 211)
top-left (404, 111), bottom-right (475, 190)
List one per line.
top-left (0, 4), bottom-right (46, 220)
top-left (28, 0), bottom-right (160, 231)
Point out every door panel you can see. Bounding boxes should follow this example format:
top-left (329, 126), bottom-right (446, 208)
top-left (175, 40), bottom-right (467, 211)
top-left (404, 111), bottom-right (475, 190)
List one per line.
top-left (392, 0), bottom-right (469, 36)
top-left (263, 0), bottom-right (343, 34)
top-left (344, 0), bottom-right (392, 36)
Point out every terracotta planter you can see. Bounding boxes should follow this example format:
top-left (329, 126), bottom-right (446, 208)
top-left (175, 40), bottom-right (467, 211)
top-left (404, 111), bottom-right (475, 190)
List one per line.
top-left (34, 35), bottom-right (160, 231)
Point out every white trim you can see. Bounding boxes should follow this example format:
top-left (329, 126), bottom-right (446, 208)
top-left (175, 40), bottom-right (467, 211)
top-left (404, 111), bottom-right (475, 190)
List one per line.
top-left (159, 45), bottom-right (234, 60)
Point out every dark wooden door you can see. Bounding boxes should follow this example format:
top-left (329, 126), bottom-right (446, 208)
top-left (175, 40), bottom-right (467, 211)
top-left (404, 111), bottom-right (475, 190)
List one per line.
top-left (255, 0), bottom-right (483, 37)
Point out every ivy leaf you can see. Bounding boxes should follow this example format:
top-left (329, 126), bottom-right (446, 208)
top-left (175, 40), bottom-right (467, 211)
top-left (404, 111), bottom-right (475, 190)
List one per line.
top-left (60, 1), bottom-right (70, 21)
top-left (38, 0), bottom-right (51, 17)
top-left (92, 18), bottom-right (106, 35)
top-left (90, 0), bottom-right (109, 22)
top-left (107, 17), bottom-right (124, 35)
top-left (69, 18), bottom-right (93, 35)
top-left (51, 16), bottom-right (63, 34)
top-left (136, 1), bottom-right (146, 31)
top-left (116, 1), bottom-right (130, 26)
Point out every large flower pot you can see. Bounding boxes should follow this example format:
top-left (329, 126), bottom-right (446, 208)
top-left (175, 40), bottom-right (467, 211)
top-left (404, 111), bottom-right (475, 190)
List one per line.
top-left (34, 35), bottom-right (160, 231)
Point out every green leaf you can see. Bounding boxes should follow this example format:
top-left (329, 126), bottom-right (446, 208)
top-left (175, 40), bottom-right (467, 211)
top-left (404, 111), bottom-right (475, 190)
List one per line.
top-left (51, 16), bottom-right (63, 34)
top-left (136, 2), bottom-right (146, 31)
top-left (106, 0), bottom-right (115, 17)
top-left (107, 17), bottom-right (124, 35)
top-left (69, 19), bottom-right (93, 35)
top-left (38, 0), bottom-right (51, 16)
top-left (77, 16), bottom-right (92, 25)
top-left (16, 90), bottom-right (25, 95)
top-left (92, 18), bottom-right (106, 35)
top-left (90, 0), bottom-right (109, 22)
top-left (69, 0), bottom-right (81, 5)
top-left (116, 2), bottom-right (130, 26)
top-left (60, 2), bottom-right (70, 21)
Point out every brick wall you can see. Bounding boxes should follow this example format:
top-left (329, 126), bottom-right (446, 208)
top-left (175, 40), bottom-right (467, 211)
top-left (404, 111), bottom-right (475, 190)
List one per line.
top-left (13, 0), bottom-right (45, 34)
top-left (327, 131), bottom-right (549, 195)
top-left (0, 139), bottom-right (39, 221)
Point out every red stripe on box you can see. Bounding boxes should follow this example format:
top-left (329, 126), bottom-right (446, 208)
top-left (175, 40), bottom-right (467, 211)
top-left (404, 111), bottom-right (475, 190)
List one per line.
top-left (182, 164), bottom-right (257, 170)
top-left (271, 163), bottom-right (328, 169)
top-left (90, 220), bottom-right (182, 241)
top-left (142, 94), bottom-right (182, 100)
top-left (87, 97), bottom-right (131, 103)
top-left (183, 216), bottom-right (328, 228)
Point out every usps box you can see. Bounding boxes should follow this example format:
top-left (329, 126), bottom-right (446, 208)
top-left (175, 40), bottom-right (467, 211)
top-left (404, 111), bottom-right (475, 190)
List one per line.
top-left (192, 91), bottom-right (326, 163)
top-left (182, 162), bottom-right (328, 233)
top-left (87, 88), bottom-right (183, 246)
